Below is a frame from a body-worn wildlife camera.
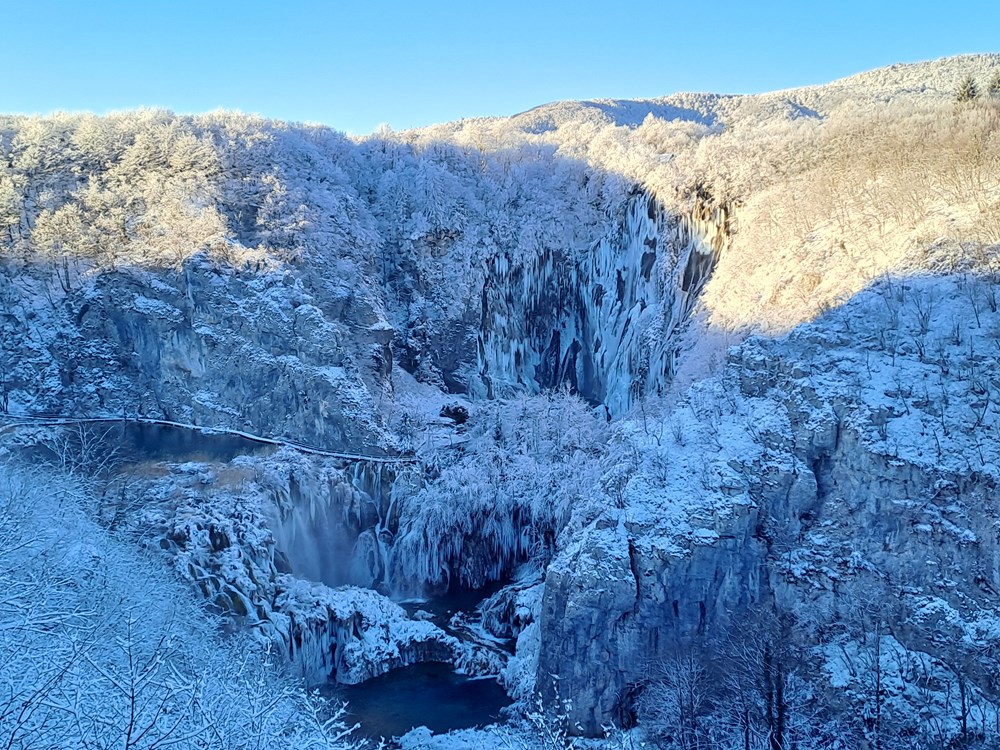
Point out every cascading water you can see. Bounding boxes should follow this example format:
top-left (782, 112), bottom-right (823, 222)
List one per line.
top-left (265, 459), bottom-right (399, 591)
top-left (266, 470), bottom-right (362, 587)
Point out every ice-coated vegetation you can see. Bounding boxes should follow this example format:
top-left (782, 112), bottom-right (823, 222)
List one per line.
top-left (3, 53), bottom-right (1000, 750)
top-left (0, 463), bottom-right (359, 749)
top-left (390, 390), bottom-right (608, 594)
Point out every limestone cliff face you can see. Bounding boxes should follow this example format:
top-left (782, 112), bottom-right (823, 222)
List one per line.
top-left (537, 494), bottom-right (762, 733)
top-left (533, 277), bottom-right (1000, 734)
top-left (3, 255), bottom-right (394, 454)
top-left (4, 190), bottom-right (725, 448)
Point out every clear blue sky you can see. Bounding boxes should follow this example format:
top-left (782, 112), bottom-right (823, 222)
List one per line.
top-left (4, 0), bottom-right (998, 135)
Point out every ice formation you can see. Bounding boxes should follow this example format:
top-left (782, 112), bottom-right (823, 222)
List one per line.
top-left (474, 193), bottom-right (730, 417)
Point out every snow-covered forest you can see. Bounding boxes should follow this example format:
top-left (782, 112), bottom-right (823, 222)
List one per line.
top-left (2, 53), bottom-right (1000, 749)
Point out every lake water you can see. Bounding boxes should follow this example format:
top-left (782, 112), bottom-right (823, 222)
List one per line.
top-left (331, 662), bottom-right (511, 740)
top-left (398, 581), bottom-right (506, 628)
top-left (113, 422), bottom-right (273, 462)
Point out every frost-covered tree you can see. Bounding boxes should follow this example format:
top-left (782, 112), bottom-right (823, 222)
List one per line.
top-left (0, 462), bottom-right (360, 750)
top-left (637, 653), bottom-right (712, 750)
top-left (988, 70), bottom-right (1000, 97)
top-left (0, 172), bottom-right (20, 244)
top-left (390, 390), bottom-right (607, 593)
top-left (956, 75), bottom-right (980, 102)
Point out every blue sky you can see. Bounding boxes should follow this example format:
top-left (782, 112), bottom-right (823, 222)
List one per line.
top-left (4, 0), bottom-right (998, 135)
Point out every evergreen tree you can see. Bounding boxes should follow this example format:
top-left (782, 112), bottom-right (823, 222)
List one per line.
top-left (956, 75), bottom-right (979, 102)
top-left (988, 70), bottom-right (1000, 98)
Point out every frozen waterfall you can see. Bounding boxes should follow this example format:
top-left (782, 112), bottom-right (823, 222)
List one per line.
top-left (474, 193), bottom-right (729, 416)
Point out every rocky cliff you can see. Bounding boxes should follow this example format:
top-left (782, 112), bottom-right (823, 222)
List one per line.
top-left (535, 275), bottom-right (1000, 742)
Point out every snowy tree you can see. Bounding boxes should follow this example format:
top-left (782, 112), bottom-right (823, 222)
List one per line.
top-left (0, 171), bottom-right (21, 244)
top-left (0, 462), bottom-right (361, 750)
top-left (390, 390), bottom-right (607, 593)
top-left (988, 70), bottom-right (1000, 98)
top-left (956, 75), bottom-right (979, 102)
top-left (637, 652), bottom-right (712, 750)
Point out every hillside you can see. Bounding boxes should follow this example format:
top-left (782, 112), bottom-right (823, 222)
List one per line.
top-left (2, 53), bottom-right (1000, 749)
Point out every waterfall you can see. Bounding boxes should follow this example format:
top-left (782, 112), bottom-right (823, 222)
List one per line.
top-left (474, 192), bottom-right (730, 416)
top-left (266, 468), bottom-right (362, 588)
top-left (264, 459), bottom-right (400, 591)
